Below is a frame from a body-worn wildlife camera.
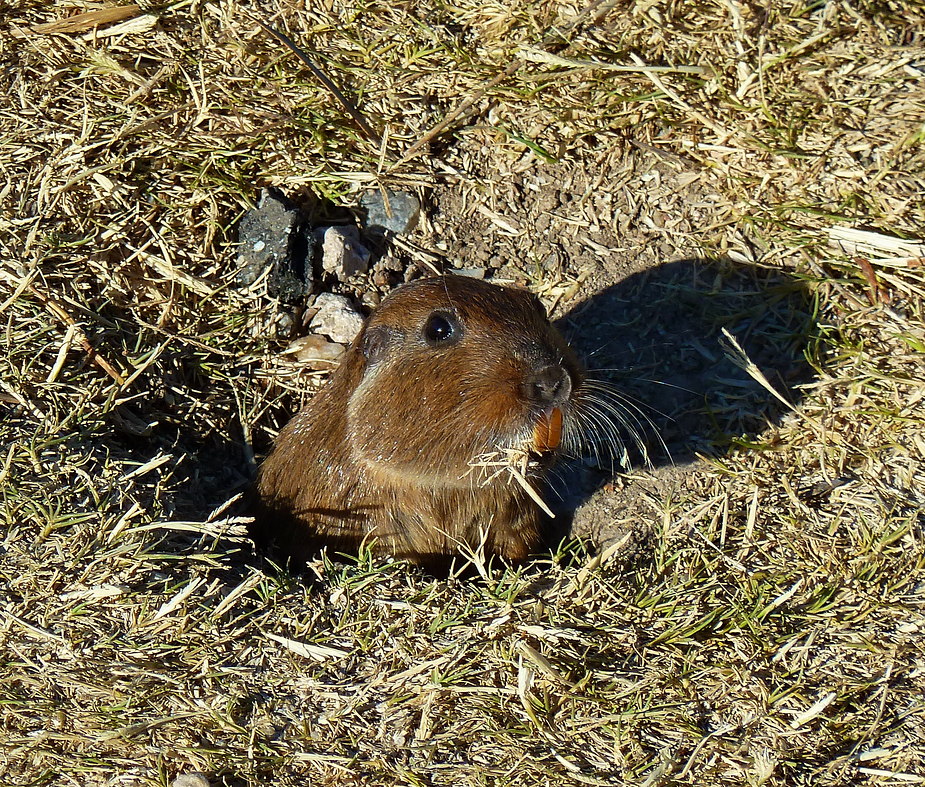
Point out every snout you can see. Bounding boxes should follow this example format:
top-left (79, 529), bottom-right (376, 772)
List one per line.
top-left (521, 364), bottom-right (573, 453)
top-left (521, 364), bottom-right (573, 408)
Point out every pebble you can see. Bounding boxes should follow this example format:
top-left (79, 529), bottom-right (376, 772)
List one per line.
top-left (284, 334), bottom-right (346, 369)
top-left (308, 293), bottom-right (364, 344)
top-left (359, 190), bottom-right (420, 234)
top-left (171, 774), bottom-right (210, 787)
top-left (446, 267), bottom-right (486, 279)
top-left (274, 311), bottom-right (297, 337)
top-left (320, 225), bottom-right (371, 279)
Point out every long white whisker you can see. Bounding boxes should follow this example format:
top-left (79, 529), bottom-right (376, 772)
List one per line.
top-left (571, 399), bottom-right (633, 470)
top-left (567, 398), bottom-right (626, 466)
top-left (581, 392), bottom-right (647, 454)
top-left (566, 374), bottom-right (675, 468)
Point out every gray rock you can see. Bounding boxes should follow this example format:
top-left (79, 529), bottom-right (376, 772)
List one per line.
top-left (308, 293), bottom-right (364, 344)
top-left (359, 190), bottom-right (420, 234)
top-left (446, 267), bottom-right (486, 279)
top-left (320, 225), bottom-right (371, 279)
top-left (274, 311), bottom-right (297, 337)
top-left (235, 188), bottom-right (313, 303)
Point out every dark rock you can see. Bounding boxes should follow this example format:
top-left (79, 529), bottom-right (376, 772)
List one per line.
top-left (235, 188), bottom-right (313, 303)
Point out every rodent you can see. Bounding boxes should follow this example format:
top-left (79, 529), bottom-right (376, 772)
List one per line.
top-left (249, 274), bottom-right (583, 571)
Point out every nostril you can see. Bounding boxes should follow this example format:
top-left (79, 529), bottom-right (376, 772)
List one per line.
top-left (523, 364), bottom-right (572, 405)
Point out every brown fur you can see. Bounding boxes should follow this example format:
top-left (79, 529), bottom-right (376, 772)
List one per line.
top-left (250, 275), bottom-right (582, 570)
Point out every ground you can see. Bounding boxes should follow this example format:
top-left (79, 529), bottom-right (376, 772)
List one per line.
top-left (1, 1), bottom-right (924, 786)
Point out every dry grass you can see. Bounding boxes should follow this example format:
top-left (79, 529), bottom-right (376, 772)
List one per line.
top-left (1, 1), bottom-right (924, 785)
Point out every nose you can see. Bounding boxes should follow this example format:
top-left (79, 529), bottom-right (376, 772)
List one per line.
top-left (522, 364), bottom-right (572, 406)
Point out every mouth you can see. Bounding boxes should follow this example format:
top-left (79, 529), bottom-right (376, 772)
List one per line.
top-left (531, 406), bottom-right (563, 452)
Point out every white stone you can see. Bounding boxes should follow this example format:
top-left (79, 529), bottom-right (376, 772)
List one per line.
top-left (308, 293), bottom-right (364, 344)
top-left (171, 774), bottom-right (210, 787)
top-left (320, 225), bottom-right (371, 279)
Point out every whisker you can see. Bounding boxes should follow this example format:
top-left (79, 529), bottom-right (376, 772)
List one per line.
top-left (583, 378), bottom-right (671, 432)
top-left (567, 375), bottom-right (675, 468)
top-left (582, 392), bottom-right (648, 447)
top-left (588, 396), bottom-right (663, 463)
top-left (543, 465), bottom-right (569, 503)
top-left (565, 398), bottom-right (626, 467)
top-left (581, 391), bottom-right (646, 451)
top-left (569, 400), bottom-right (632, 470)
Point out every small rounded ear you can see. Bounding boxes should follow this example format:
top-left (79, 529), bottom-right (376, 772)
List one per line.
top-left (361, 324), bottom-right (400, 366)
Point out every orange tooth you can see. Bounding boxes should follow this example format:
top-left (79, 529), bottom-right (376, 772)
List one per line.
top-left (533, 407), bottom-right (563, 452)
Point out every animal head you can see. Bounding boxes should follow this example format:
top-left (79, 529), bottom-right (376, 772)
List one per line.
top-left (345, 275), bottom-right (583, 487)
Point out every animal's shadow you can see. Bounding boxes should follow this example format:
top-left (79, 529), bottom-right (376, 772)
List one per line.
top-left (545, 257), bottom-right (817, 543)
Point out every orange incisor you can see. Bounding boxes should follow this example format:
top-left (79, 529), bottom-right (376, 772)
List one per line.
top-left (533, 407), bottom-right (563, 452)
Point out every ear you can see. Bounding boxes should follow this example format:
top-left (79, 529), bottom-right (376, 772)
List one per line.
top-left (361, 324), bottom-right (401, 367)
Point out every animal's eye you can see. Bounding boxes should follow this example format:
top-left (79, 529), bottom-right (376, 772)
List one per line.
top-left (423, 311), bottom-right (461, 346)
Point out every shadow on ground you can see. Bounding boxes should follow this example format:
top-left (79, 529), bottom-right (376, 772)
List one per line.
top-left (544, 256), bottom-right (818, 549)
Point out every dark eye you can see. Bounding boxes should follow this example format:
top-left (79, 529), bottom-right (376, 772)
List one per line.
top-left (423, 311), bottom-right (461, 346)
